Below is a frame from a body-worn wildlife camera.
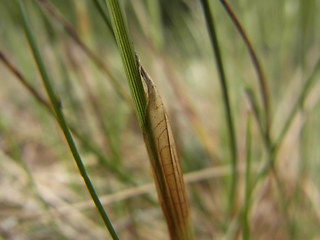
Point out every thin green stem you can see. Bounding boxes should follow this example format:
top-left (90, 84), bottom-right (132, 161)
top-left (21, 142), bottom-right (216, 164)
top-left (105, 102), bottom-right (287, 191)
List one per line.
top-left (1, 48), bottom-right (158, 207)
top-left (271, 168), bottom-right (295, 238)
top-left (105, 0), bottom-right (147, 128)
top-left (219, 0), bottom-right (270, 136)
top-left (200, 0), bottom-right (237, 216)
top-left (242, 113), bottom-right (252, 240)
top-left (0, 49), bottom-right (134, 186)
top-left (17, 1), bottom-right (118, 238)
top-left (245, 85), bottom-right (270, 148)
top-left (105, 1), bottom-right (194, 238)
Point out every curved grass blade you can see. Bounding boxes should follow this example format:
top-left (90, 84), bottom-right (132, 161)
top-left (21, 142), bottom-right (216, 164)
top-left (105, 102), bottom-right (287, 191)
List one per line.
top-left (219, 0), bottom-right (270, 135)
top-left (139, 61), bottom-right (194, 240)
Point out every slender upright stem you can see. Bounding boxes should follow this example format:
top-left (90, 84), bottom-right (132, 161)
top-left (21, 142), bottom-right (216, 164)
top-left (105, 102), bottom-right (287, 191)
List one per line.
top-left (200, 0), bottom-right (237, 216)
top-left (17, 1), bottom-right (118, 239)
top-left (0, 49), bottom-right (144, 189)
top-left (105, 1), bottom-right (194, 239)
top-left (105, 0), bottom-right (147, 128)
top-left (219, 0), bottom-right (270, 136)
top-left (242, 113), bottom-right (252, 240)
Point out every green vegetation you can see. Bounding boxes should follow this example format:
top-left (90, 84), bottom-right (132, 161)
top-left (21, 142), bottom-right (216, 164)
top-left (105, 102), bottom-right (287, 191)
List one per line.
top-left (0, 0), bottom-right (320, 239)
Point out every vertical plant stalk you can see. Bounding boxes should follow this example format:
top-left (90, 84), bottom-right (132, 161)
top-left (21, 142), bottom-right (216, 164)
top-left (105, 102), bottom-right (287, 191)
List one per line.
top-left (218, 3), bottom-right (298, 230)
top-left (219, 0), bottom-right (271, 140)
top-left (105, 0), bottom-right (193, 238)
top-left (105, 0), bottom-right (146, 128)
top-left (200, 0), bottom-right (238, 216)
top-left (244, 85), bottom-right (266, 147)
top-left (139, 64), bottom-right (194, 239)
top-left (17, 1), bottom-right (118, 239)
top-left (242, 113), bottom-right (252, 240)
top-left (240, 58), bottom-right (320, 240)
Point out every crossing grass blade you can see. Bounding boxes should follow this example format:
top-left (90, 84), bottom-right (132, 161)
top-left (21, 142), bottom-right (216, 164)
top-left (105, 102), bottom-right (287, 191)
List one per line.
top-left (17, 1), bottom-right (119, 239)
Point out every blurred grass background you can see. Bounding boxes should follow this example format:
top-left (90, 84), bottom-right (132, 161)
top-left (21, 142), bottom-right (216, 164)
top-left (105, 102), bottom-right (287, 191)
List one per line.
top-left (0, 0), bottom-right (320, 239)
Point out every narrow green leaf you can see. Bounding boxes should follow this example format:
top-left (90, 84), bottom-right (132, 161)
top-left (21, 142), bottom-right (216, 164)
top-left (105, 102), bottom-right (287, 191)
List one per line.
top-left (17, 1), bottom-right (119, 239)
top-left (105, 0), bottom-right (146, 128)
top-left (200, 0), bottom-right (238, 217)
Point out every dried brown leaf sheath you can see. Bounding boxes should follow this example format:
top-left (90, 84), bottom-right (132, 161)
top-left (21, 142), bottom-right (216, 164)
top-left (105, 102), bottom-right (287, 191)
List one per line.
top-left (138, 62), bottom-right (193, 239)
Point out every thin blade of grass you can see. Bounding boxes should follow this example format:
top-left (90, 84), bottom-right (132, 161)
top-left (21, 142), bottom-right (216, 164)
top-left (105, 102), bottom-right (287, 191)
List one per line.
top-left (249, 58), bottom-right (320, 217)
top-left (0, 49), bottom-right (135, 186)
top-left (244, 85), bottom-right (268, 147)
top-left (17, 1), bottom-right (118, 238)
top-left (242, 112), bottom-right (252, 240)
top-left (219, 0), bottom-right (270, 135)
top-left (200, 0), bottom-right (238, 217)
top-left (105, 0), bottom-right (146, 128)
top-left (105, 0), bottom-right (193, 238)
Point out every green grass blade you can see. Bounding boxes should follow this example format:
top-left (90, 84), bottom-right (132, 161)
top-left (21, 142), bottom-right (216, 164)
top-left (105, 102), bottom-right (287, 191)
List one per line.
top-left (242, 113), bottom-right (252, 240)
top-left (105, 0), bottom-right (146, 128)
top-left (245, 84), bottom-right (269, 147)
top-left (0, 49), bottom-right (149, 190)
top-left (219, 0), bottom-right (270, 135)
top-left (200, 0), bottom-right (238, 216)
top-left (105, 1), bottom-right (194, 238)
top-left (17, 1), bottom-right (119, 239)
